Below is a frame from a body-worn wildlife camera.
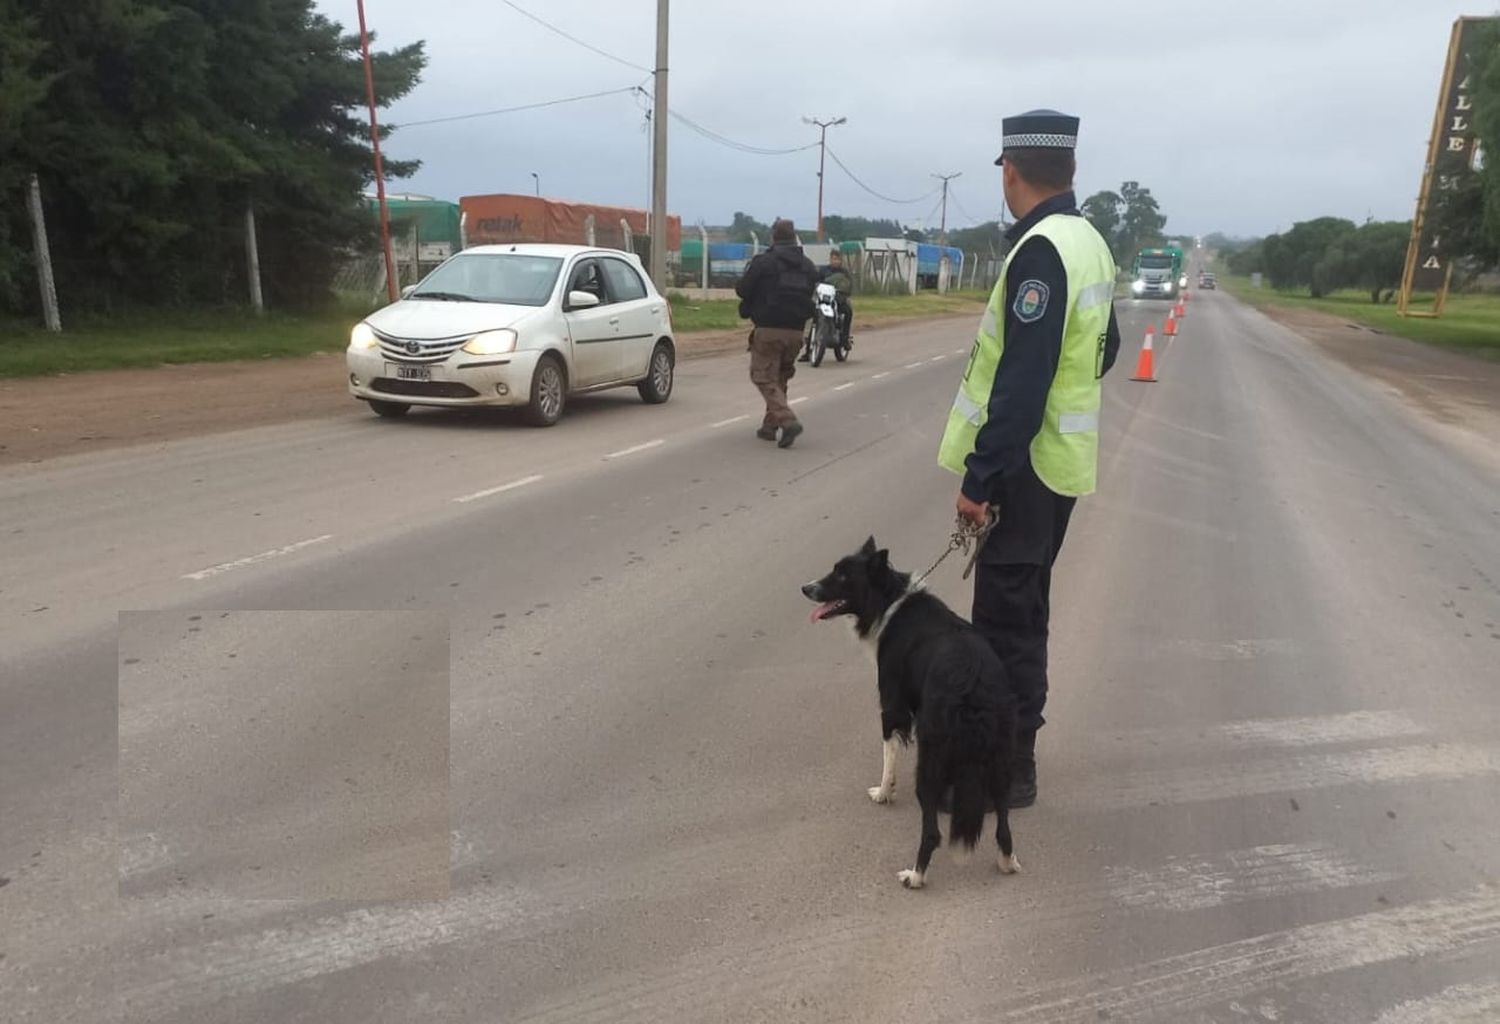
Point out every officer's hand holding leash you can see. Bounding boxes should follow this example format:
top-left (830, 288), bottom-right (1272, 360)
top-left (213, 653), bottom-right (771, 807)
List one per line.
top-left (914, 497), bottom-right (999, 588)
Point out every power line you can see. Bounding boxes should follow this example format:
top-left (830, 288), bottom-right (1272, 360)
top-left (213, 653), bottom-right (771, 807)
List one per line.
top-left (397, 86), bottom-right (641, 128)
top-left (501, 1), bottom-right (652, 74)
top-left (825, 148), bottom-right (939, 205)
top-left (669, 108), bottom-right (818, 156)
top-left (946, 185), bottom-right (992, 228)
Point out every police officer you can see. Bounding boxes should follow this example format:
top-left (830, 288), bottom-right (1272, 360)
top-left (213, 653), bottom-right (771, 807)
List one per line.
top-left (737, 218), bottom-right (817, 448)
top-left (937, 110), bottom-right (1122, 808)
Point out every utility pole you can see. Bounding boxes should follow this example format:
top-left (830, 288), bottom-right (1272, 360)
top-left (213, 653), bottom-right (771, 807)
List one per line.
top-left (803, 116), bottom-right (846, 242)
top-left (356, 0), bottom-right (397, 303)
top-left (648, 0), bottom-right (669, 288)
top-left (932, 172), bottom-right (962, 245)
top-left (531, 172), bottom-right (540, 197)
top-left (27, 173), bottom-right (60, 332)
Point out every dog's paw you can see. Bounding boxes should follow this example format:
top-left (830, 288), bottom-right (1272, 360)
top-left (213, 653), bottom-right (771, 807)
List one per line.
top-left (897, 868), bottom-right (926, 890)
top-left (867, 785), bottom-right (894, 804)
top-left (997, 852), bottom-right (1022, 875)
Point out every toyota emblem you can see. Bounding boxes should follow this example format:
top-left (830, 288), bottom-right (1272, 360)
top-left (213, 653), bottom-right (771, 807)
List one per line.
top-left (405, 341), bottom-right (422, 355)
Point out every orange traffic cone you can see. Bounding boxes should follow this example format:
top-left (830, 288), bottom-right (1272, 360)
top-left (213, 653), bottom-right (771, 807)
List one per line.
top-left (1131, 326), bottom-right (1157, 382)
top-left (1165, 312), bottom-right (1178, 337)
top-left (1174, 299), bottom-right (1186, 319)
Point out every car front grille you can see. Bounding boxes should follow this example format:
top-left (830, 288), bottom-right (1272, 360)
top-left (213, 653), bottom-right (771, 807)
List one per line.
top-left (374, 331), bottom-right (469, 364)
top-left (370, 378), bottom-right (481, 399)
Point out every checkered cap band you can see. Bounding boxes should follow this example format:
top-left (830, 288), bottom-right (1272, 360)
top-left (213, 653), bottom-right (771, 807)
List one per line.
top-left (1002, 132), bottom-right (1077, 149)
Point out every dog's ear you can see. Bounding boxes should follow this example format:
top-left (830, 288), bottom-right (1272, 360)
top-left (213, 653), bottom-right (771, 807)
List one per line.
top-left (872, 548), bottom-right (890, 573)
top-left (860, 536), bottom-right (878, 556)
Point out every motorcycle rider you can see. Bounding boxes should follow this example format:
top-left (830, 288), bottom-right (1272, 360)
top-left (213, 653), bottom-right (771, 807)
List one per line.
top-left (801, 248), bottom-right (855, 361)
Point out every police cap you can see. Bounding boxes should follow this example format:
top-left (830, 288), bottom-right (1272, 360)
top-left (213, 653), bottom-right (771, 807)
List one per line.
top-left (995, 109), bottom-right (1079, 166)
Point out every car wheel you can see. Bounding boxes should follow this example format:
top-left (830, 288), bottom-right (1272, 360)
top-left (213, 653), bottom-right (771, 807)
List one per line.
top-left (637, 342), bottom-right (674, 404)
top-left (524, 355), bottom-right (566, 427)
top-left (369, 399), bottom-right (411, 419)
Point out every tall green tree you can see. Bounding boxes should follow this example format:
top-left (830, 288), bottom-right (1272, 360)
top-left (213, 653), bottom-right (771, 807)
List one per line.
top-left (1081, 190), bottom-right (1122, 252)
top-left (1, 0), bottom-right (425, 314)
top-left (1079, 182), bottom-right (1167, 266)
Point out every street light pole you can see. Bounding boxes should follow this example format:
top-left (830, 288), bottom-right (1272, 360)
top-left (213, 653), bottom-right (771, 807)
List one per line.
top-left (648, 0), bottom-right (669, 288)
top-left (531, 172), bottom-right (540, 197)
top-left (932, 172), bottom-right (962, 245)
top-left (355, 0), bottom-right (397, 304)
top-left (803, 116), bottom-right (846, 242)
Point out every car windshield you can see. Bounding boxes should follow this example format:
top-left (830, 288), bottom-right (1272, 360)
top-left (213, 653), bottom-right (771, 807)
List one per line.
top-left (409, 254), bottom-right (563, 306)
top-left (1139, 255), bottom-right (1175, 269)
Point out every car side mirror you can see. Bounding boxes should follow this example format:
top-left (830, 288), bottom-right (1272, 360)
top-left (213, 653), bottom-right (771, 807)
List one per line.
top-left (567, 290), bottom-right (601, 310)
top-left (401, 284), bottom-right (417, 298)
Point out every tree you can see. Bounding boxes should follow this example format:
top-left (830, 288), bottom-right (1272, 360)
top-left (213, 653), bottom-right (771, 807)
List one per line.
top-left (1117, 181), bottom-right (1168, 263)
top-left (822, 214), bottom-right (905, 242)
top-left (1261, 217), bottom-right (1357, 295)
top-left (726, 211), bottom-right (769, 244)
top-left (1081, 191), bottom-right (1122, 251)
top-left (0, 0), bottom-right (426, 314)
top-left (0, 1), bottom-right (54, 307)
top-left (1347, 220), bottom-right (1411, 302)
top-left (946, 221), bottom-right (1007, 255)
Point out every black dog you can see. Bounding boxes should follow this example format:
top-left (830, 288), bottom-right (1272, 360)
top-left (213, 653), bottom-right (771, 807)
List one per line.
top-left (803, 537), bottom-right (1020, 889)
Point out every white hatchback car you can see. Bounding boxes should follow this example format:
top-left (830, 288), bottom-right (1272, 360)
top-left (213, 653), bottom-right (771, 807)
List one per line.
top-left (346, 244), bottom-right (675, 426)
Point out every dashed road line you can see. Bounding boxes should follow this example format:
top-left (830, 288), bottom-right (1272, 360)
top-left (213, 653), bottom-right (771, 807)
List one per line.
top-left (710, 414), bottom-right (750, 429)
top-left (929, 354), bottom-right (947, 362)
top-left (604, 439), bottom-right (664, 459)
top-left (182, 535), bottom-right (334, 582)
top-left (789, 396), bottom-right (809, 405)
top-left (904, 361), bottom-right (925, 369)
top-left (833, 382), bottom-right (855, 391)
top-left (452, 474), bottom-right (544, 504)
top-left (872, 372), bottom-right (890, 380)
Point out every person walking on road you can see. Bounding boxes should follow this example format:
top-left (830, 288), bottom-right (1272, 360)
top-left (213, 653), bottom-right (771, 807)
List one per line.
top-left (937, 109), bottom-right (1123, 808)
top-left (736, 218), bottom-right (817, 448)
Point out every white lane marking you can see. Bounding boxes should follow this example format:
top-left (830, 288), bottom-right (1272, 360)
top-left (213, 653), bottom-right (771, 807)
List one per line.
top-left (1067, 742), bottom-right (1500, 810)
top-left (710, 414), bottom-right (750, 428)
top-left (1106, 842), bottom-right (1398, 913)
top-left (452, 474), bottom-right (543, 504)
top-left (1372, 982), bottom-right (1500, 1024)
top-left (789, 396), bottom-right (809, 405)
top-left (871, 372), bottom-right (890, 380)
top-left (833, 382), bottom-right (855, 391)
top-left (985, 884), bottom-right (1500, 1023)
top-left (1123, 709), bottom-right (1429, 752)
top-left (953, 347), bottom-right (966, 354)
top-left (929, 354), bottom-right (946, 362)
top-left (904, 361), bottom-right (925, 369)
top-left (604, 439), bottom-right (664, 459)
top-left (182, 534), bottom-right (333, 581)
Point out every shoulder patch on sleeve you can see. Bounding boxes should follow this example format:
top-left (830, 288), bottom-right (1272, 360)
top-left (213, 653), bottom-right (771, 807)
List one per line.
top-left (1012, 279), bottom-right (1051, 323)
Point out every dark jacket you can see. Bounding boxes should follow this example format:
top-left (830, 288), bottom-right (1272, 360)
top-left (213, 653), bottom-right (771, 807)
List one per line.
top-left (820, 265), bottom-right (854, 296)
top-left (736, 243), bottom-right (818, 329)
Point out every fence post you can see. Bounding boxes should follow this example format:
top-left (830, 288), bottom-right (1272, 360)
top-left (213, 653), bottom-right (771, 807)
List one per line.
top-left (585, 214), bottom-right (596, 247)
top-left (245, 202), bottom-right (265, 313)
top-left (698, 223), bottom-right (709, 293)
top-left (620, 218), bottom-right (634, 254)
top-left (27, 173), bottom-right (61, 332)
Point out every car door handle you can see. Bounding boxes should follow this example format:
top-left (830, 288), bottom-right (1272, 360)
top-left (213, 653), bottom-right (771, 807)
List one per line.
top-left (609, 318), bottom-right (620, 325)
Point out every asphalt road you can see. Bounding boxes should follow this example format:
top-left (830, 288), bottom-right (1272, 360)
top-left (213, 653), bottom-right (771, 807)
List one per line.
top-left (3, 287), bottom-right (1499, 1023)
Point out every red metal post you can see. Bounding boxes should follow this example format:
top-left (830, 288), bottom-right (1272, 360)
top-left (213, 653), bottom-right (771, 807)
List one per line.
top-left (357, 0), bottom-right (398, 303)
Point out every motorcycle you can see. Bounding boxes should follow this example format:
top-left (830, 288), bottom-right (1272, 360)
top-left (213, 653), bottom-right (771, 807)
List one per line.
top-left (807, 283), bottom-right (849, 367)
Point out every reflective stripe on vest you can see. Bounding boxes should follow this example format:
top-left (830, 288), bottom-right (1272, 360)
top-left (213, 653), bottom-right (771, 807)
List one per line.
top-left (937, 214), bottom-right (1117, 497)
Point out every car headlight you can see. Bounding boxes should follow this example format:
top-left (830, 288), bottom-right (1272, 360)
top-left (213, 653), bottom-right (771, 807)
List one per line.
top-left (1163, 281), bottom-right (1174, 293)
top-left (462, 329), bottom-right (518, 355)
top-left (1131, 280), bottom-right (1145, 294)
top-left (349, 322), bottom-right (378, 350)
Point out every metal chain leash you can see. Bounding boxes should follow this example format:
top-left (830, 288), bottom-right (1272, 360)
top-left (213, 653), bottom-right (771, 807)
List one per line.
top-left (913, 505), bottom-right (999, 588)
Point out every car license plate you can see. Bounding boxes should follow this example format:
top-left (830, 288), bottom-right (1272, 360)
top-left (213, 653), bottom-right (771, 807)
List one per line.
top-left (395, 365), bottom-right (432, 381)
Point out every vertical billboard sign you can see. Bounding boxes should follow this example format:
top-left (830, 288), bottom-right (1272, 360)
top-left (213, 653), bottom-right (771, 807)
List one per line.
top-left (1399, 17), bottom-right (1496, 316)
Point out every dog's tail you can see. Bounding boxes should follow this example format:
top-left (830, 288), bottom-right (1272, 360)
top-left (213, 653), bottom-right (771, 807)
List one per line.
top-left (948, 766), bottom-right (988, 851)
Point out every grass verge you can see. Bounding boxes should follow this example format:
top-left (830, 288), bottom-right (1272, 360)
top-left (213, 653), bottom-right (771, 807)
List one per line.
top-left (2, 292), bottom-right (991, 378)
top-left (1215, 273), bottom-right (1500, 360)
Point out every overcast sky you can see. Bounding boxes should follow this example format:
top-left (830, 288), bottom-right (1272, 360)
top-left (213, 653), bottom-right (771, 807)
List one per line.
top-left (319, 0), bottom-right (1491, 239)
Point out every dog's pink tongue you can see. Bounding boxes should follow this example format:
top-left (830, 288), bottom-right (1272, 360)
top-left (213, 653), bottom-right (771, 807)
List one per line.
top-left (810, 601), bottom-right (838, 623)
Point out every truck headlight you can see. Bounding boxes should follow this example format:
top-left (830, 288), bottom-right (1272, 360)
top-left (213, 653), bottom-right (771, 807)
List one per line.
top-left (349, 322), bottom-right (378, 350)
top-left (1131, 280), bottom-right (1145, 294)
top-left (463, 329), bottom-right (518, 355)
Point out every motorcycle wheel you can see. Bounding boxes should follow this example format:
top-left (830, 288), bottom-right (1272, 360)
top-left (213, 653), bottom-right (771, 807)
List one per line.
top-left (812, 318), bottom-right (829, 367)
